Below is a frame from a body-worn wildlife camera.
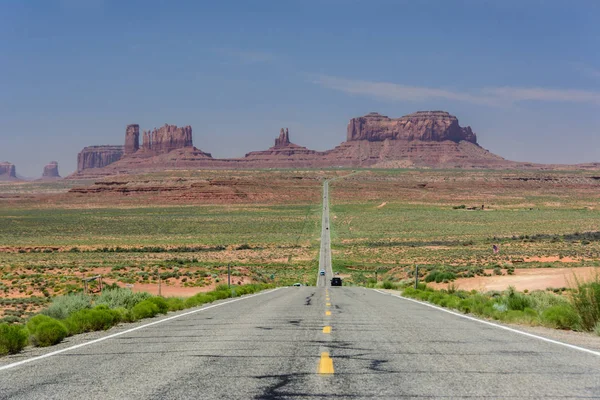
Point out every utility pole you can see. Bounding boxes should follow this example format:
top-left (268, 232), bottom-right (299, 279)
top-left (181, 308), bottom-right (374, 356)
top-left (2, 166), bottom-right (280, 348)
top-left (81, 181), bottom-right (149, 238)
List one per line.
top-left (228, 263), bottom-right (231, 288)
top-left (415, 265), bottom-right (419, 289)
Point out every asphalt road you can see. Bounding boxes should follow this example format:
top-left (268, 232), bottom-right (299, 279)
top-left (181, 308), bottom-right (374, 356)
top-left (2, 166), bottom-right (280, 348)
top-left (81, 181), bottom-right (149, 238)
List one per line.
top-left (2, 181), bottom-right (600, 398)
top-left (317, 180), bottom-right (333, 288)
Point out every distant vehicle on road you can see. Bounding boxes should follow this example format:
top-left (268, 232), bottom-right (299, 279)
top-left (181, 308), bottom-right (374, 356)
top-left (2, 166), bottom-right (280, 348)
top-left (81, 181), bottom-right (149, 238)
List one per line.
top-left (331, 277), bottom-right (342, 286)
top-left (319, 270), bottom-right (325, 276)
top-left (292, 283), bottom-right (302, 287)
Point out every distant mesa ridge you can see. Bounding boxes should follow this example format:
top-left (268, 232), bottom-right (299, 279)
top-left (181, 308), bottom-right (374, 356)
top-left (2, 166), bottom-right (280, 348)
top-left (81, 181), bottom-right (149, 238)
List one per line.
top-left (71, 110), bottom-right (583, 177)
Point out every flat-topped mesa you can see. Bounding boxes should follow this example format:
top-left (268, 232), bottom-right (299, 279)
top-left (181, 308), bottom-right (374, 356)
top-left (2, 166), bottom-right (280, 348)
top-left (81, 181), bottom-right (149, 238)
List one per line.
top-left (274, 128), bottom-right (290, 148)
top-left (347, 111), bottom-right (477, 144)
top-left (42, 161), bottom-right (60, 178)
top-left (124, 124), bottom-right (140, 155)
top-left (77, 146), bottom-right (124, 172)
top-left (0, 162), bottom-right (16, 179)
top-left (141, 124), bottom-right (193, 154)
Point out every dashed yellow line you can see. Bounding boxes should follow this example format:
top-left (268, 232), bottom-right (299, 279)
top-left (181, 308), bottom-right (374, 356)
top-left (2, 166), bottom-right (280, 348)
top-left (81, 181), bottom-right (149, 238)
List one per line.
top-left (325, 311), bottom-right (331, 316)
top-left (323, 326), bottom-right (331, 334)
top-left (318, 352), bottom-right (334, 374)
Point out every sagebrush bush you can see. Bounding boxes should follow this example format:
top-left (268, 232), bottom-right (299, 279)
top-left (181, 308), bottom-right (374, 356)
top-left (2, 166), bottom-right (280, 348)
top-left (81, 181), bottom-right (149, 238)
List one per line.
top-left (42, 293), bottom-right (92, 320)
top-left (0, 323), bottom-right (29, 355)
top-left (541, 305), bottom-right (580, 330)
top-left (95, 288), bottom-right (152, 310)
top-left (31, 320), bottom-right (68, 347)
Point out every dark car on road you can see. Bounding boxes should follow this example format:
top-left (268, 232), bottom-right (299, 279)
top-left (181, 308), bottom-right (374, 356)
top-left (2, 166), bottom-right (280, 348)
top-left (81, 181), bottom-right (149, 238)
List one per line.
top-left (330, 277), bottom-right (342, 286)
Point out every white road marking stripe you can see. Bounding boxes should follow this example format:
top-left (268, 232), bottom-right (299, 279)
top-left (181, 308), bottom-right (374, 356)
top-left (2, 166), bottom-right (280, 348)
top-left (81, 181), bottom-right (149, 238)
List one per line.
top-left (373, 289), bottom-right (600, 357)
top-left (0, 288), bottom-right (281, 372)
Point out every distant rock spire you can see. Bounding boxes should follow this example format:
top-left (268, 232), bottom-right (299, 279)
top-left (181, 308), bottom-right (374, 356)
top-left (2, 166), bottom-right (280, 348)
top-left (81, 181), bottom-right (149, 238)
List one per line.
top-left (275, 128), bottom-right (290, 147)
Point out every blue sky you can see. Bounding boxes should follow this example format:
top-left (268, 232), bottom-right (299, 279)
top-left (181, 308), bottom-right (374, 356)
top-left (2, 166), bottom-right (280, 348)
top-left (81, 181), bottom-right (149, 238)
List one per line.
top-left (1, 0), bottom-right (599, 177)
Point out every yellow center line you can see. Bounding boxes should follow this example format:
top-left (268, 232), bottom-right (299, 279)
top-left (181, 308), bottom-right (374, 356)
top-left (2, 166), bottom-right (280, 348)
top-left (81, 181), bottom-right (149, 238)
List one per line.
top-left (323, 326), bottom-right (331, 334)
top-left (318, 352), bottom-right (334, 374)
top-left (326, 302), bottom-right (331, 306)
top-left (325, 311), bottom-right (331, 316)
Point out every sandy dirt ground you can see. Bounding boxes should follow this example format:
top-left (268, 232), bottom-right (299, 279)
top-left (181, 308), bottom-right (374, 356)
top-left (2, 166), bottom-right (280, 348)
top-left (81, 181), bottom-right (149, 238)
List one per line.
top-left (431, 267), bottom-right (598, 292)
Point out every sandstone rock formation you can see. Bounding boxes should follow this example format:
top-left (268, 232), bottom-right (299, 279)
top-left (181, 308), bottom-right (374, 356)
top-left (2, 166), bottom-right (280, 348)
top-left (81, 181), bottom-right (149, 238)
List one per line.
top-left (42, 161), bottom-right (60, 178)
top-left (274, 128), bottom-right (290, 147)
top-left (347, 111), bottom-right (477, 143)
top-left (77, 146), bottom-right (124, 172)
top-left (141, 124), bottom-right (193, 154)
top-left (0, 162), bottom-right (17, 180)
top-left (242, 128), bottom-right (322, 168)
top-left (71, 110), bottom-right (580, 178)
top-left (124, 124), bottom-right (140, 155)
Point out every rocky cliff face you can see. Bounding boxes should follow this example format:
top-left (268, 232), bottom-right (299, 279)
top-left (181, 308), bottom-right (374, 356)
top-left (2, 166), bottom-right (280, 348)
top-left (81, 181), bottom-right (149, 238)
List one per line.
top-left (141, 124), bottom-right (193, 154)
top-left (77, 146), bottom-right (124, 172)
top-left (347, 111), bottom-right (477, 144)
top-left (42, 161), bottom-right (60, 178)
top-left (0, 162), bottom-right (17, 179)
top-left (124, 124), bottom-right (140, 155)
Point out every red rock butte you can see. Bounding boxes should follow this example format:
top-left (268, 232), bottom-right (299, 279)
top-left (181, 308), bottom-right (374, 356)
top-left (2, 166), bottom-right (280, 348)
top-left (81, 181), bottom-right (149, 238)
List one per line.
top-left (42, 161), bottom-right (61, 179)
top-left (0, 162), bottom-right (17, 180)
top-left (71, 110), bottom-right (598, 177)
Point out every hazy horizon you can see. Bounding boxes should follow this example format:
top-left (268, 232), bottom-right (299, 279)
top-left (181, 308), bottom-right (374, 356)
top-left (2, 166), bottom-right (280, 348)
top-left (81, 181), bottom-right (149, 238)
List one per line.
top-left (2, 0), bottom-right (599, 177)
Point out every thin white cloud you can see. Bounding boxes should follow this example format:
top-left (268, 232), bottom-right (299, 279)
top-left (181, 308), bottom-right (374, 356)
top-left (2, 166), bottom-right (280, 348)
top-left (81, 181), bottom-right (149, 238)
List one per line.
top-left (313, 74), bottom-right (600, 106)
top-left (483, 86), bottom-right (600, 104)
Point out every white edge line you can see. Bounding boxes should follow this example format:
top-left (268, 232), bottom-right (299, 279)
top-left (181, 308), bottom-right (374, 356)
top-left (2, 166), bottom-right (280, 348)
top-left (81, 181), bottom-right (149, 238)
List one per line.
top-left (373, 289), bottom-right (600, 358)
top-left (0, 288), bottom-right (281, 372)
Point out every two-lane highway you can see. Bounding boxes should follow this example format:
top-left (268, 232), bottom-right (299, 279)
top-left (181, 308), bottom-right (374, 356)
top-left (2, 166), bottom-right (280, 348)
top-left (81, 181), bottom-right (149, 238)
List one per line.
top-left (317, 180), bottom-right (333, 287)
top-left (2, 180), bottom-right (600, 398)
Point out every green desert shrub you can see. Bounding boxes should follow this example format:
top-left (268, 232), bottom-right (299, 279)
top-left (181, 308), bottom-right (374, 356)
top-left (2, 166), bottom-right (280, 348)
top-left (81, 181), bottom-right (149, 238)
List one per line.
top-left (64, 306), bottom-right (122, 334)
top-left (27, 315), bottom-right (55, 334)
top-left (166, 298), bottom-right (185, 312)
top-left (594, 322), bottom-right (600, 337)
top-left (569, 278), bottom-right (600, 332)
top-left (382, 281), bottom-right (396, 290)
top-left (95, 288), bottom-right (151, 310)
top-left (541, 304), bottom-right (580, 330)
top-left (505, 286), bottom-right (532, 311)
top-left (0, 323), bottom-right (29, 355)
top-left (131, 300), bottom-right (160, 320)
top-left (146, 297), bottom-right (169, 314)
top-left (42, 293), bottom-right (92, 320)
top-left (31, 320), bottom-right (68, 347)
top-left (184, 294), bottom-right (215, 308)
top-left (425, 271), bottom-right (456, 283)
